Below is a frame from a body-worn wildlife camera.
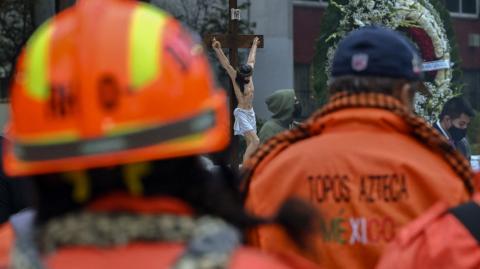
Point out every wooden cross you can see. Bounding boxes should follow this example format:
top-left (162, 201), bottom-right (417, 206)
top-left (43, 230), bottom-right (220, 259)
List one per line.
top-left (204, 0), bottom-right (263, 169)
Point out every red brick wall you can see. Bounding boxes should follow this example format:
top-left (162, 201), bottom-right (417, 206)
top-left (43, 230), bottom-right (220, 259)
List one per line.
top-left (293, 6), bottom-right (324, 64)
top-left (452, 18), bottom-right (480, 69)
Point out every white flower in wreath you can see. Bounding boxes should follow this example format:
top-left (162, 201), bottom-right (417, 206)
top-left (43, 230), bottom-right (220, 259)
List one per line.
top-left (366, 0), bottom-right (375, 11)
top-left (354, 19), bottom-right (365, 27)
top-left (352, 13), bottom-right (362, 25)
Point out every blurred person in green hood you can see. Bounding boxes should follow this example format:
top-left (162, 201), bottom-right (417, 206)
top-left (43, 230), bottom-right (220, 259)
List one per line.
top-left (258, 89), bottom-right (302, 144)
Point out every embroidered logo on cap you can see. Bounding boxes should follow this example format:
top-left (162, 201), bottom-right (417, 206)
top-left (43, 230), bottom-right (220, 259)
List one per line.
top-left (352, 54), bottom-right (369, 72)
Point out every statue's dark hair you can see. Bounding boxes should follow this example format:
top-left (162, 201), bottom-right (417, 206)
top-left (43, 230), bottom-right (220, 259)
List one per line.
top-left (235, 64), bottom-right (253, 93)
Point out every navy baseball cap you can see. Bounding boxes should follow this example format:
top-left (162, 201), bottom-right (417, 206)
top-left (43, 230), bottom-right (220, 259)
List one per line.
top-left (331, 26), bottom-right (424, 83)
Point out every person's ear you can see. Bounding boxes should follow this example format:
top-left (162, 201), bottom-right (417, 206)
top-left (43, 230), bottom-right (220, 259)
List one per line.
top-left (444, 115), bottom-right (452, 128)
top-left (395, 83), bottom-right (414, 112)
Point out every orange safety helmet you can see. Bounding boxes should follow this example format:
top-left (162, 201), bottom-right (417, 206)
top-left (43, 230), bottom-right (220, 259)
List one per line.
top-left (3, 0), bottom-right (229, 176)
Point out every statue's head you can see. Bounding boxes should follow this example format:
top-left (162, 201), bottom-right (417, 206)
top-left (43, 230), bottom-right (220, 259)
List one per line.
top-left (236, 64), bottom-right (253, 93)
top-left (237, 64), bottom-right (253, 78)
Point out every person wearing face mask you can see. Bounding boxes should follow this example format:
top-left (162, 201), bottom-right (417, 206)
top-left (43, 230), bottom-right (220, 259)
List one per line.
top-left (258, 89), bottom-right (302, 144)
top-left (434, 96), bottom-right (476, 161)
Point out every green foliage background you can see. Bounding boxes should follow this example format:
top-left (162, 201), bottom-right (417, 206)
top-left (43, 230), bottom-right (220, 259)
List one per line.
top-left (0, 0), bottom-right (34, 99)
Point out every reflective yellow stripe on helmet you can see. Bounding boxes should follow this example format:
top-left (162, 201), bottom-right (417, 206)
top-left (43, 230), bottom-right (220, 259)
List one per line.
top-left (129, 4), bottom-right (168, 90)
top-left (25, 21), bottom-right (53, 100)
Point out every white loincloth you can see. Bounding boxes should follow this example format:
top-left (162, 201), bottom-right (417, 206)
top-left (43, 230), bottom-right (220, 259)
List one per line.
top-left (233, 108), bottom-right (256, 136)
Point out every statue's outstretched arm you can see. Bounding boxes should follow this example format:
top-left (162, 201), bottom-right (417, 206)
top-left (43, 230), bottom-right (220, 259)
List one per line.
top-left (247, 37), bottom-right (260, 69)
top-left (212, 38), bottom-right (236, 79)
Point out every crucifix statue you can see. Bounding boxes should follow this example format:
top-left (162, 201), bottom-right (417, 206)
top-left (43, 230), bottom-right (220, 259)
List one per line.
top-left (204, 0), bottom-right (263, 168)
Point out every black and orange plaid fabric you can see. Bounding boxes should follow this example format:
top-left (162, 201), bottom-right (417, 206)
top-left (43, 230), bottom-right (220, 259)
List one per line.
top-left (242, 92), bottom-right (474, 196)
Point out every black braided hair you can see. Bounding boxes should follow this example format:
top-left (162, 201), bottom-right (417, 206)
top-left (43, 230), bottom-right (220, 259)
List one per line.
top-left (33, 155), bottom-right (320, 250)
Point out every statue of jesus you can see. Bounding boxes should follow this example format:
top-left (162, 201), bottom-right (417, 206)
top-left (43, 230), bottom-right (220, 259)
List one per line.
top-left (212, 37), bottom-right (260, 164)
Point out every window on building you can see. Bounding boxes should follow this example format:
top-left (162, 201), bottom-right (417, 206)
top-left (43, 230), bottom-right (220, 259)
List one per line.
top-left (294, 64), bottom-right (317, 118)
top-left (446, 0), bottom-right (479, 18)
top-left (293, 0), bottom-right (328, 7)
top-left (463, 69), bottom-right (480, 110)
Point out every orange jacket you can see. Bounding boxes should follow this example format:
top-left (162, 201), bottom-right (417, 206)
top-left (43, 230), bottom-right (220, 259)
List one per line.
top-left (45, 243), bottom-right (318, 269)
top-left (11, 194), bottom-right (319, 269)
top-left (245, 108), bottom-right (471, 269)
top-left (376, 194), bottom-right (480, 269)
top-left (0, 222), bottom-right (13, 269)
